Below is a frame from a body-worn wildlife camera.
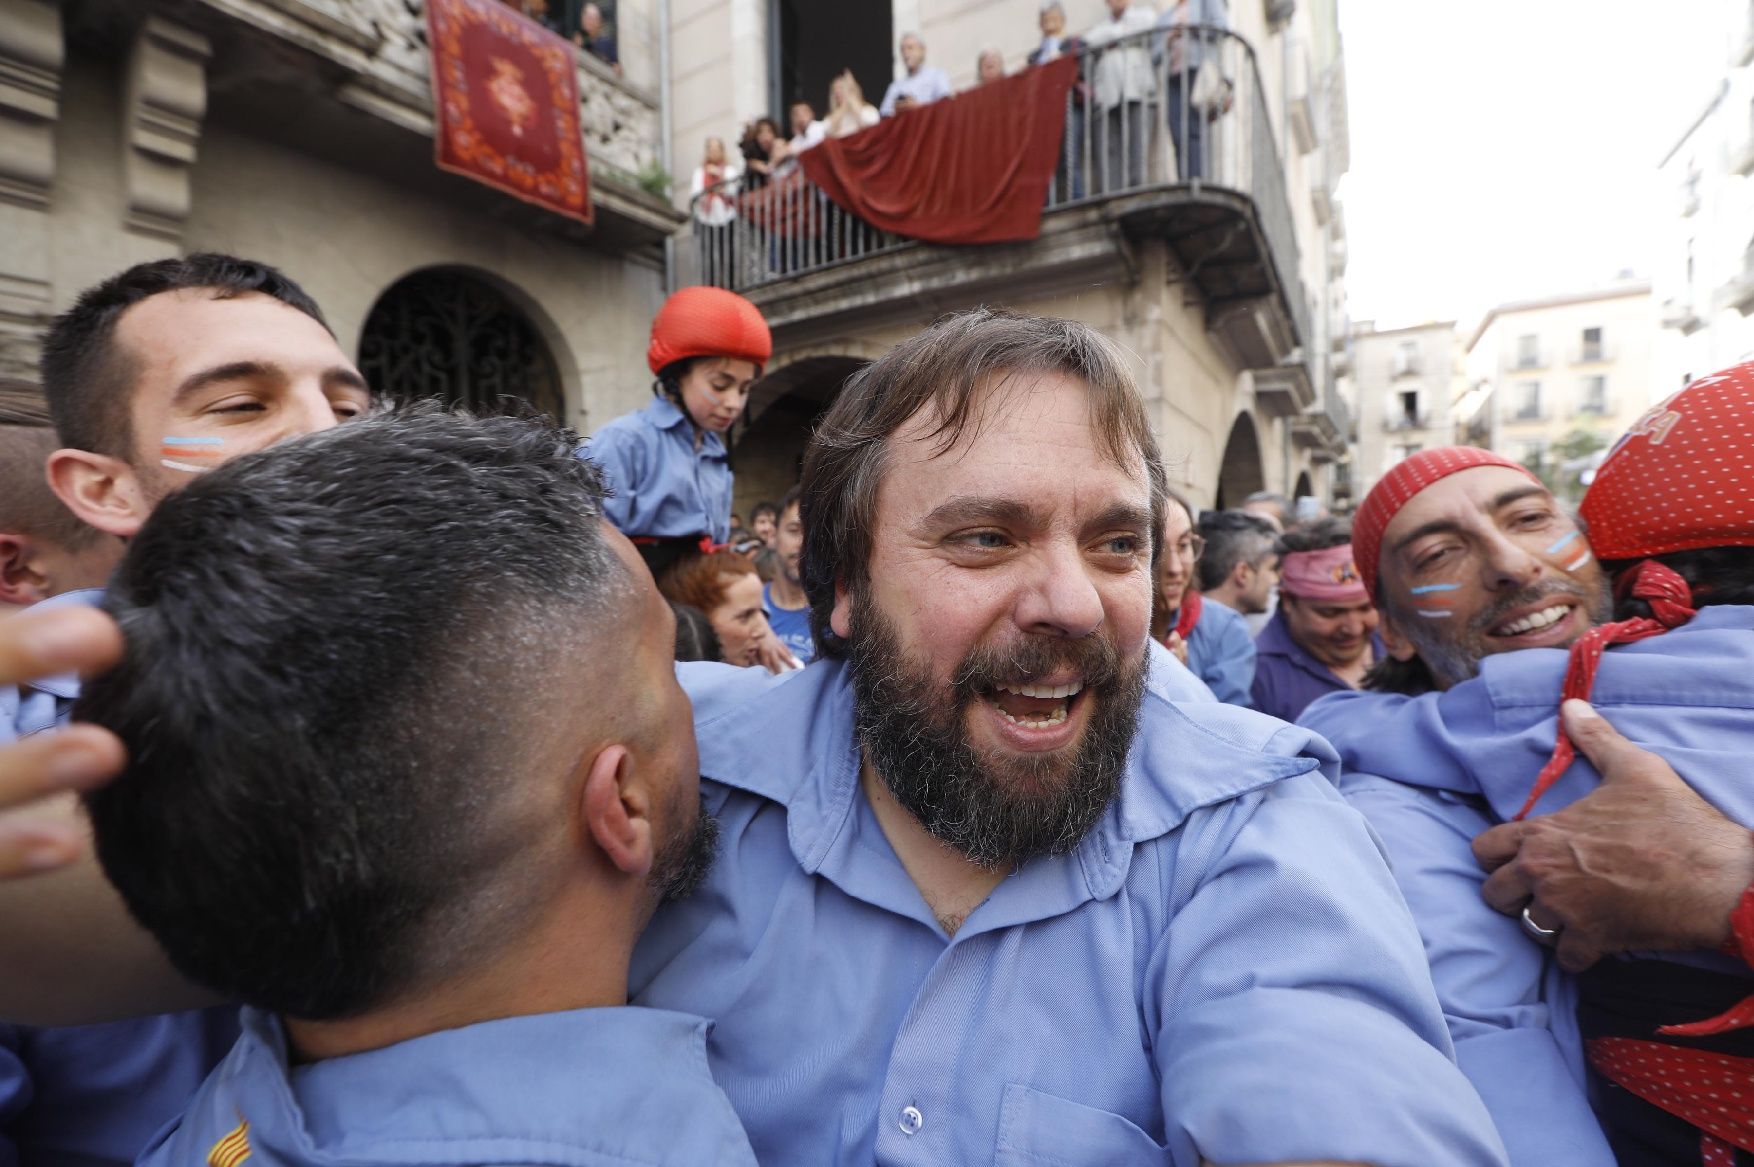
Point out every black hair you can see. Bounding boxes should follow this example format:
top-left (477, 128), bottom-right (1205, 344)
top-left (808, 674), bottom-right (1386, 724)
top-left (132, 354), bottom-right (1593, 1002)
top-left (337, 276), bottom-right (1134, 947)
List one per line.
top-left (671, 601), bottom-right (723, 662)
top-left (40, 254), bottom-right (331, 458)
top-left (1607, 547), bottom-right (1754, 618)
top-left (778, 485), bottom-right (801, 517)
top-left (1362, 653), bottom-right (1440, 697)
top-left (750, 500), bottom-right (780, 525)
top-left (79, 405), bottom-right (627, 1020)
top-left (1196, 510), bottom-right (1278, 592)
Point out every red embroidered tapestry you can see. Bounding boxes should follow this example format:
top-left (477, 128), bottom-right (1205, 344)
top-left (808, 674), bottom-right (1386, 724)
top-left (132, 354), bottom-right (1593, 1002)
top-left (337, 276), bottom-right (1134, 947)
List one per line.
top-left (426, 0), bottom-right (592, 225)
top-left (798, 56), bottom-right (1076, 245)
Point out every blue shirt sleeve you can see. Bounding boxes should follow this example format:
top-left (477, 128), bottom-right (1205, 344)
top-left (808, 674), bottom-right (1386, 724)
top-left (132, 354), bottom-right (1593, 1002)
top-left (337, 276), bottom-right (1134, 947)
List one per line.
top-left (583, 427), bottom-right (646, 538)
top-left (1340, 773), bottom-right (1612, 1166)
top-left (1142, 769), bottom-right (1510, 1167)
top-left (0, 1027), bottom-right (28, 1167)
top-left (1193, 606), bottom-right (1255, 707)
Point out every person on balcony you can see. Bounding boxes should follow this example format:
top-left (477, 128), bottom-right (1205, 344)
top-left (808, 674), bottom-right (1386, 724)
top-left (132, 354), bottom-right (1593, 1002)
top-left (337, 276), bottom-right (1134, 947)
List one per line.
top-left (779, 101), bottom-right (824, 175)
top-left (974, 47), bottom-right (1006, 86)
top-left (586, 286), bottom-right (771, 584)
top-left (1084, 0), bottom-right (1157, 193)
top-left (823, 72), bottom-right (880, 138)
top-left (879, 33), bottom-right (953, 116)
top-left (738, 118), bottom-right (788, 193)
top-left (1158, 0), bottom-right (1229, 180)
top-left (1030, 2), bottom-right (1086, 202)
top-left (572, 3), bottom-right (621, 76)
top-left (690, 137), bottom-right (740, 286)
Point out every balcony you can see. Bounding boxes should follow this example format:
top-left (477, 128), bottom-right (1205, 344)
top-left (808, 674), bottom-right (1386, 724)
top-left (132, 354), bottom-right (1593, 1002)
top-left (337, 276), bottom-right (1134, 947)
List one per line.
top-left (1292, 381), bottom-right (1348, 463)
top-left (1391, 353), bottom-right (1422, 378)
top-left (1570, 342), bottom-right (1611, 364)
top-left (1382, 414), bottom-right (1429, 432)
top-left (683, 28), bottom-right (1311, 373)
top-left (1254, 360), bottom-right (1315, 417)
top-left (160, 0), bottom-right (679, 248)
top-left (1661, 297), bottom-right (1705, 334)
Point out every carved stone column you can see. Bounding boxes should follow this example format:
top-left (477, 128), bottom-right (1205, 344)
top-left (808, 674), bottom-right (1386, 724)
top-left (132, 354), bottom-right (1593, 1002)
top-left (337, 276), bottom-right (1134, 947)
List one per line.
top-left (122, 16), bottom-right (211, 243)
top-left (0, 0), bottom-right (62, 384)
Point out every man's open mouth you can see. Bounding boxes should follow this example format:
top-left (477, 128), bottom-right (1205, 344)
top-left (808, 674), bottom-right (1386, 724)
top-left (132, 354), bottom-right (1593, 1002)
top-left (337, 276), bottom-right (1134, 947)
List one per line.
top-left (1489, 602), bottom-right (1575, 638)
top-left (984, 679), bottom-right (1085, 728)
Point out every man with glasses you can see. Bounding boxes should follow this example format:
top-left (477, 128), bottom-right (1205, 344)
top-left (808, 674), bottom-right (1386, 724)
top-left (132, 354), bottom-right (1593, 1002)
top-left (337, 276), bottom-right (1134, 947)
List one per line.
top-left (1251, 518), bottom-right (1381, 722)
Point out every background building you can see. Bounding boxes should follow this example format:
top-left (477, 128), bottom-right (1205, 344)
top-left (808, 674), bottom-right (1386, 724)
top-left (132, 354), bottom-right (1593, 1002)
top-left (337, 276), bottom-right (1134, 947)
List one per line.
top-left (1347, 319), bottom-right (1457, 500)
top-left (1, 0), bottom-right (683, 432)
top-left (668, 0), bottom-right (1355, 517)
top-left (1461, 279), bottom-right (1655, 502)
top-left (1654, 0), bottom-right (1754, 394)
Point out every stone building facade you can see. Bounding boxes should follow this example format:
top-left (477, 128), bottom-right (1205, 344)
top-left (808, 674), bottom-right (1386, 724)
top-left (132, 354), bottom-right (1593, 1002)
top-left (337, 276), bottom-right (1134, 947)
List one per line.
top-left (1347, 320), bottom-right (1458, 501)
top-left (667, 0), bottom-right (1354, 517)
top-left (1, 0), bottom-right (683, 432)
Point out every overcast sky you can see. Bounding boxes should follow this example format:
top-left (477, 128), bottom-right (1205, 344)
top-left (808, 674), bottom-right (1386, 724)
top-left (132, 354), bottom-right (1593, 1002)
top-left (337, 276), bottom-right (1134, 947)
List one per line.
top-left (1339, 0), bottom-right (1727, 331)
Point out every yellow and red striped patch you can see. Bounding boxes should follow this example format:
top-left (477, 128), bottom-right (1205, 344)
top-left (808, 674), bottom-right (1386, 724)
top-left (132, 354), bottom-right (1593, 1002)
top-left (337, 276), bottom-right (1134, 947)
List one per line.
top-left (206, 1116), bottom-right (251, 1167)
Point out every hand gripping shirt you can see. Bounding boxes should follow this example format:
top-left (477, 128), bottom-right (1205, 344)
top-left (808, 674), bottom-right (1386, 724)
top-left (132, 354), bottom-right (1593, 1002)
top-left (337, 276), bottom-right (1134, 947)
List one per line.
top-left (138, 1007), bottom-right (757, 1167)
top-left (0, 588), bottom-right (240, 1167)
top-left (1299, 605), bottom-right (1754, 1166)
top-left (585, 398), bottom-right (732, 544)
top-left (632, 641), bottom-right (1507, 1167)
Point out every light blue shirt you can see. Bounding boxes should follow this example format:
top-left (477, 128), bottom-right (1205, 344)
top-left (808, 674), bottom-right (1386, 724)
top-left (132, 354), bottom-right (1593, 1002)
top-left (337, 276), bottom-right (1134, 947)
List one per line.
top-left (0, 588), bottom-right (241, 1167)
top-left (879, 66), bottom-right (953, 116)
top-left (1300, 605), bottom-right (1754, 1166)
top-left (1183, 595), bottom-right (1255, 706)
top-left (762, 584), bottom-right (815, 664)
top-left (587, 398), bottom-right (732, 544)
top-left (139, 1007), bottom-right (757, 1167)
top-left (635, 643), bottom-right (1507, 1167)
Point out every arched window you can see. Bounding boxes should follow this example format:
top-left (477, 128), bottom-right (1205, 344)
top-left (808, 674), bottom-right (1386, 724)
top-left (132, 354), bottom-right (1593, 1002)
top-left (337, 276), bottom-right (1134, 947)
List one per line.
top-left (358, 269), bottom-right (563, 418)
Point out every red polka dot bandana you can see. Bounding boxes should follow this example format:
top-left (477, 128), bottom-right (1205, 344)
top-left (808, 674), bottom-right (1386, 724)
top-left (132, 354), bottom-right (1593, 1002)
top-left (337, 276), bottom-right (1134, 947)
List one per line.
top-left (1589, 1037), bottom-right (1754, 1161)
top-left (1352, 447), bottom-right (1540, 598)
top-left (1581, 363), bottom-right (1754, 561)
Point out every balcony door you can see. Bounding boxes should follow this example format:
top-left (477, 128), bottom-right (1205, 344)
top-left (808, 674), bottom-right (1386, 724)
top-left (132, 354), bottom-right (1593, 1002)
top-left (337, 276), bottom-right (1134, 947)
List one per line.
top-left (769, 0), bottom-right (892, 122)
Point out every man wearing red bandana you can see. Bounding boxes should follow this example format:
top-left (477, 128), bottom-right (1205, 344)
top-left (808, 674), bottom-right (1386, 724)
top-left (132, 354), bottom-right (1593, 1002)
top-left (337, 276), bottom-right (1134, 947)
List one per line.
top-left (1302, 369), bottom-right (1754, 1166)
top-left (1249, 518), bottom-right (1380, 723)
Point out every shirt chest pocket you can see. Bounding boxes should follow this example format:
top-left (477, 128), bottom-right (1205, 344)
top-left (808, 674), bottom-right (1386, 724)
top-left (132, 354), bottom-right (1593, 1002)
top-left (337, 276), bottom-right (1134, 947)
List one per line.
top-left (995, 1083), bottom-right (1175, 1167)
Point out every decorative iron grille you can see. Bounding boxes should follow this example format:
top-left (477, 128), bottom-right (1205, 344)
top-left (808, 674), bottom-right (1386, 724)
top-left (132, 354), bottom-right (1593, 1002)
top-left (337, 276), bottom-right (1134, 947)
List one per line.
top-left (358, 270), bottom-right (563, 419)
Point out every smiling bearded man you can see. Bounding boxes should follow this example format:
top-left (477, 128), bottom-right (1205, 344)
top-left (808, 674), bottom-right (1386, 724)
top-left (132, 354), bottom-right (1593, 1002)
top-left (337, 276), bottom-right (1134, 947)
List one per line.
top-left (627, 309), bottom-right (1507, 1167)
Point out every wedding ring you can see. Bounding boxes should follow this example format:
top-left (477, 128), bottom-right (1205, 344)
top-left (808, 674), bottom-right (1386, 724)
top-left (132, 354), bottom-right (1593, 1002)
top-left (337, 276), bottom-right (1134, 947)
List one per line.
top-left (1521, 905), bottom-right (1561, 945)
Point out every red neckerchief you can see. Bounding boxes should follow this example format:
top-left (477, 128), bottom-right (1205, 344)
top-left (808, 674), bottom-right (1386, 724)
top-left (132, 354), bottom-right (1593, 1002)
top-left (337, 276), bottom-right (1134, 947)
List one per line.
top-left (1172, 589), bottom-right (1203, 643)
top-left (1511, 560), bottom-right (1697, 821)
top-left (1589, 1038), bottom-right (1754, 1163)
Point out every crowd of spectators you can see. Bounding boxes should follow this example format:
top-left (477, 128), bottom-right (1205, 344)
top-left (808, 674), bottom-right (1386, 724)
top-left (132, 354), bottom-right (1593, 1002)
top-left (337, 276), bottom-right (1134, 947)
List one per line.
top-left (499, 0), bottom-right (622, 74)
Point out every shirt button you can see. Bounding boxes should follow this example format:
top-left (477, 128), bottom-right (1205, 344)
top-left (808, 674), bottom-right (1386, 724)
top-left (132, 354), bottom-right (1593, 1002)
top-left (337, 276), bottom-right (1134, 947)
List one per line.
top-left (898, 1105), bottom-right (924, 1135)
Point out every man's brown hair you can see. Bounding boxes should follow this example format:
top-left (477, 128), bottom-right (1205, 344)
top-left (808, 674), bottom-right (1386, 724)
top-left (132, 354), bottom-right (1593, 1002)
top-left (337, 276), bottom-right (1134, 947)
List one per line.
top-left (799, 308), bottom-right (1166, 660)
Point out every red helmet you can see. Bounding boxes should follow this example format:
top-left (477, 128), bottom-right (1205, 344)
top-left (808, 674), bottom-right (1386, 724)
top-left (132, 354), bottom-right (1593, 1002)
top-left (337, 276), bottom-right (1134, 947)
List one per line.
top-left (646, 286), bottom-right (772, 376)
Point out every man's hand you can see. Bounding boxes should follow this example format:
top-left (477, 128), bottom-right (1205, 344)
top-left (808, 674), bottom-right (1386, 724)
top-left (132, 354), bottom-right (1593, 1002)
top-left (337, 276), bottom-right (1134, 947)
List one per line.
top-left (1473, 699), bottom-right (1754, 973)
top-left (0, 606), bottom-right (125, 878)
top-left (752, 627), bottom-right (803, 675)
top-left (1162, 630), bottom-right (1189, 666)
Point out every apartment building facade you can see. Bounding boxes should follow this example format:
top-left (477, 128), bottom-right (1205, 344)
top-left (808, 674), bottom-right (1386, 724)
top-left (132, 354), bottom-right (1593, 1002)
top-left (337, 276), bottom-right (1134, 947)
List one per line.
top-left (1347, 320), bottom-right (1457, 501)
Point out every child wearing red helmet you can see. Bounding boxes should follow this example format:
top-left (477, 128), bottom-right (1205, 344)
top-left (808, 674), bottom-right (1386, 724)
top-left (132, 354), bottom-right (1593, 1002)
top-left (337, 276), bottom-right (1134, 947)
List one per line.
top-left (587, 286), bottom-right (772, 581)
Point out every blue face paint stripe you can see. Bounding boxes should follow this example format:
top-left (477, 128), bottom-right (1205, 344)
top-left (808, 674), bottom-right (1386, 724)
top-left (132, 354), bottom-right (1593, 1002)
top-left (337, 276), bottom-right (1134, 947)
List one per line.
top-left (1410, 584), bottom-right (1462, 594)
top-left (1545, 531), bottom-right (1581, 555)
top-left (162, 436), bottom-right (224, 446)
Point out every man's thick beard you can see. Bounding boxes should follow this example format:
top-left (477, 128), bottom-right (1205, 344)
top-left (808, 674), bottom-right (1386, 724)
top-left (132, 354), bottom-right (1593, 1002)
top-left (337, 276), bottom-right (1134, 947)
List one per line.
top-left (847, 593), bottom-right (1146, 867)
top-left (1397, 577), bottom-right (1614, 687)
top-left (650, 802), bottom-right (720, 903)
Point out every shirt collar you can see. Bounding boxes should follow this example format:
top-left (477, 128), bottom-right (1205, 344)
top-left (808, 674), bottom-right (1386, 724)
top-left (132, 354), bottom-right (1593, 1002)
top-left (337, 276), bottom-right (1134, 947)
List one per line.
top-left (693, 651), bottom-right (1320, 925)
top-left (236, 1006), bottom-right (741, 1166)
top-left (642, 397), bottom-right (726, 457)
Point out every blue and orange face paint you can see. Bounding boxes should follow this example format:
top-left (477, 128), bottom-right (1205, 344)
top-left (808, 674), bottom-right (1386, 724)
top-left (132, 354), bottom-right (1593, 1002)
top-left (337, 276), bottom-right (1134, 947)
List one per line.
top-left (1409, 582), bottom-right (1459, 619)
top-left (1545, 529), bottom-right (1592, 572)
top-left (160, 435), bottom-right (224, 474)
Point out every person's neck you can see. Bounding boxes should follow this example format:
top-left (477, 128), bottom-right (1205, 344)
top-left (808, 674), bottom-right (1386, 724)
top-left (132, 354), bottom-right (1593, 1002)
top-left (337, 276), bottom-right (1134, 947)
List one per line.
top-left (284, 890), bottom-right (637, 1064)
top-left (1317, 644), bottom-right (1373, 687)
top-left (860, 762), bottom-right (1007, 936)
top-left (1204, 583), bottom-right (1243, 612)
top-left (769, 572), bottom-right (807, 610)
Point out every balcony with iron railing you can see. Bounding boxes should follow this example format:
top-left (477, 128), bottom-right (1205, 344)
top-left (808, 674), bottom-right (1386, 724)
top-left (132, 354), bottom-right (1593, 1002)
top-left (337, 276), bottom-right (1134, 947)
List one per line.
top-left (681, 27), bottom-right (1311, 379)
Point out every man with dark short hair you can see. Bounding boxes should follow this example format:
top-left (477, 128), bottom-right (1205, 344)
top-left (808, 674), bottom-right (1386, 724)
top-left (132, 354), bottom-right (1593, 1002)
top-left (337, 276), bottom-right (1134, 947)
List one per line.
top-left (1250, 518), bottom-right (1379, 723)
top-left (761, 487), bottom-right (812, 664)
top-left (1197, 509), bottom-right (1280, 617)
top-left (81, 408), bottom-right (753, 1167)
top-left (0, 253), bottom-right (370, 1167)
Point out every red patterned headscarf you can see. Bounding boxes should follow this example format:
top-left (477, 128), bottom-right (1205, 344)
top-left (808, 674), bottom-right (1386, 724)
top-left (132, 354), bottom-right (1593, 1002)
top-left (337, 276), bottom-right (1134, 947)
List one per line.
top-left (1352, 447), bottom-right (1540, 598)
top-left (1515, 363), bottom-right (1754, 819)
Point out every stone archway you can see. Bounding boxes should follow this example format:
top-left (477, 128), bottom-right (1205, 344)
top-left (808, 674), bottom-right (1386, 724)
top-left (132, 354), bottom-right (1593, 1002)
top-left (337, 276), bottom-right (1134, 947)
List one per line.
top-left (358, 268), bottom-right (564, 418)
top-left (1215, 412), bottom-right (1266, 509)
top-left (732, 354), bottom-right (868, 516)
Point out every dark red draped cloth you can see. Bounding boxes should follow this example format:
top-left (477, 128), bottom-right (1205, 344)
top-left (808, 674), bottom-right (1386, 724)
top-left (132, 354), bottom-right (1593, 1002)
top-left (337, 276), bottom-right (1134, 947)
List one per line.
top-left (798, 56), bottom-right (1077, 245)
top-left (427, 0), bottom-right (593, 225)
